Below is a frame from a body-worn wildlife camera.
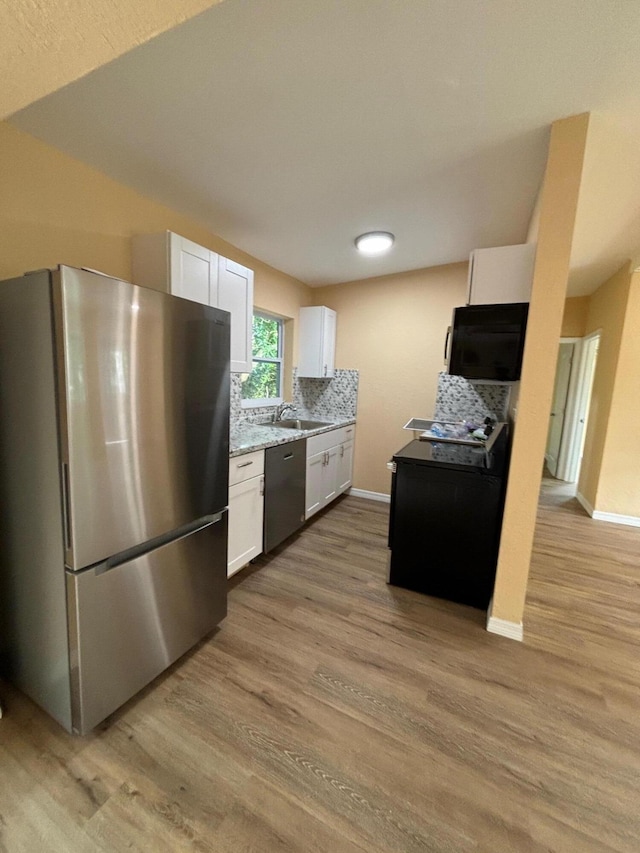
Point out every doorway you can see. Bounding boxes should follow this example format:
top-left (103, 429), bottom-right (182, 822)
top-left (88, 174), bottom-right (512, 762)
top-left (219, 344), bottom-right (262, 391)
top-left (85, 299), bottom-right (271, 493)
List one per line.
top-left (545, 333), bottom-right (600, 483)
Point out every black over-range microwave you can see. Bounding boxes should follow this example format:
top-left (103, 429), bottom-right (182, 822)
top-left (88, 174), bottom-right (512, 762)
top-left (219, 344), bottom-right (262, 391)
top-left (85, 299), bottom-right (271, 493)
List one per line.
top-left (447, 302), bottom-right (529, 382)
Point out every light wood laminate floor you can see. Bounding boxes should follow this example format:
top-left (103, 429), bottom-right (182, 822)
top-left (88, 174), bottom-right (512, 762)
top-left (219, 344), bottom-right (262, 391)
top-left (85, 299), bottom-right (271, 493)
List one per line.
top-left (2, 481), bottom-right (640, 852)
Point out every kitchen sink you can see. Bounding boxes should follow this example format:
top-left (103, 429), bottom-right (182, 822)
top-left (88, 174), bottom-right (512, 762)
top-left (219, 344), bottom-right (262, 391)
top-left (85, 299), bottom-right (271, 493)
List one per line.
top-left (271, 419), bottom-right (332, 430)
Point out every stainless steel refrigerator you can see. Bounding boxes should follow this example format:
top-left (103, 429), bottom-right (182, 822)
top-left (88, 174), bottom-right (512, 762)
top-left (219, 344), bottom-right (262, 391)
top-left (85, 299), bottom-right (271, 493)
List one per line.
top-left (0, 266), bottom-right (230, 734)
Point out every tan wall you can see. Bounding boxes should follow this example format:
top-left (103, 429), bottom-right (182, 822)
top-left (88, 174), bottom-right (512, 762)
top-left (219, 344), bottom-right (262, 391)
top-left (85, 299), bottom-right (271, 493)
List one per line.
top-left (567, 112), bottom-right (640, 297)
top-left (491, 113), bottom-right (590, 626)
top-left (597, 269), bottom-right (640, 516)
top-left (313, 264), bottom-right (468, 495)
top-left (578, 263), bottom-right (635, 514)
top-left (2, 0), bottom-right (222, 120)
top-left (0, 122), bottom-right (312, 369)
top-left (561, 296), bottom-right (589, 337)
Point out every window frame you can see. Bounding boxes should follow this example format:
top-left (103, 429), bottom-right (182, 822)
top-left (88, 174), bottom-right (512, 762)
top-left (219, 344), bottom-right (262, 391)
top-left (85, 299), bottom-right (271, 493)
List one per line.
top-left (241, 310), bottom-right (284, 408)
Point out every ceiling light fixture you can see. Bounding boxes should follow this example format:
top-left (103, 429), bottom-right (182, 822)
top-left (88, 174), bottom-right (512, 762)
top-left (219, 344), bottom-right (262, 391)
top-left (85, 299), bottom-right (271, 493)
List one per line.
top-left (355, 231), bottom-right (395, 256)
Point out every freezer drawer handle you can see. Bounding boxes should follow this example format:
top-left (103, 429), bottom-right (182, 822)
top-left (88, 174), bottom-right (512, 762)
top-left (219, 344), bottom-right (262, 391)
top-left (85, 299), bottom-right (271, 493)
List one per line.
top-left (236, 460), bottom-right (254, 468)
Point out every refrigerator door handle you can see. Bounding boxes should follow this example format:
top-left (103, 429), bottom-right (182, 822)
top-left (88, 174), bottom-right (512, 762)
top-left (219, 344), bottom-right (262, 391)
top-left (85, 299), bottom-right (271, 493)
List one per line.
top-left (61, 462), bottom-right (73, 552)
top-left (95, 511), bottom-right (226, 575)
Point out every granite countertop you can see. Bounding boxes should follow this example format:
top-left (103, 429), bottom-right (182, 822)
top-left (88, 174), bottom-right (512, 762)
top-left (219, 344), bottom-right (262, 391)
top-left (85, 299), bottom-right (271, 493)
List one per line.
top-left (230, 416), bottom-right (356, 457)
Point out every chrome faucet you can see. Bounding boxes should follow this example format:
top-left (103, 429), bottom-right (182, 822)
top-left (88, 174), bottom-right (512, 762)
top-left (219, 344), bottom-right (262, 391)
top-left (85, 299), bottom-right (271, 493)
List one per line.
top-left (275, 402), bottom-right (297, 421)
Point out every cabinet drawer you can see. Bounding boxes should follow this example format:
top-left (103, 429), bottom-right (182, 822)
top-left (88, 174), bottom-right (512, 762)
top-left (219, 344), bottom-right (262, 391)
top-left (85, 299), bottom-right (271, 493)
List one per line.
top-left (229, 449), bottom-right (265, 487)
top-left (306, 424), bottom-right (355, 457)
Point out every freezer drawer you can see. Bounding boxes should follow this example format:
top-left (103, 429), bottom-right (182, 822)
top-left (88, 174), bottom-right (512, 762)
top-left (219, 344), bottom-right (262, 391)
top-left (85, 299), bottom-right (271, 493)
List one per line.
top-left (66, 513), bottom-right (227, 734)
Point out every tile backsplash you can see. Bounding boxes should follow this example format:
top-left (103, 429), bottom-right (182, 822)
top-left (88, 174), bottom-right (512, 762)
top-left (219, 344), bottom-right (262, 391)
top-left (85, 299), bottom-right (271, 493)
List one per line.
top-left (230, 368), bottom-right (359, 426)
top-left (434, 372), bottom-right (513, 423)
top-left (293, 368), bottom-right (359, 420)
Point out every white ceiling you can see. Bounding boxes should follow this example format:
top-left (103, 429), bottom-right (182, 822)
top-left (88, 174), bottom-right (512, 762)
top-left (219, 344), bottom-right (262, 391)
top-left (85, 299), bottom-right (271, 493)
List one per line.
top-left (10, 0), bottom-right (640, 291)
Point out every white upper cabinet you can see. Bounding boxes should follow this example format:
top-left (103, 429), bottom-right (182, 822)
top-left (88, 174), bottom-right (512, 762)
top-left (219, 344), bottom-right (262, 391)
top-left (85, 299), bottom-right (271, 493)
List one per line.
top-left (297, 306), bottom-right (337, 378)
top-left (131, 231), bottom-right (253, 373)
top-left (217, 256), bottom-right (253, 374)
top-left (169, 233), bottom-right (218, 305)
top-left (467, 243), bottom-right (536, 305)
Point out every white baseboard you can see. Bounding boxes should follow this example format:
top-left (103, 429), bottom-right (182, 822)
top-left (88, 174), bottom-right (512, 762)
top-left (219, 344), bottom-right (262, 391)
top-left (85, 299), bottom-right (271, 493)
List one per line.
top-left (348, 488), bottom-right (391, 504)
top-left (576, 491), bottom-right (595, 516)
top-left (576, 492), bottom-right (640, 527)
top-left (486, 597), bottom-right (523, 642)
top-left (487, 616), bottom-right (524, 642)
top-left (592, 511), bottom-right (640, 528)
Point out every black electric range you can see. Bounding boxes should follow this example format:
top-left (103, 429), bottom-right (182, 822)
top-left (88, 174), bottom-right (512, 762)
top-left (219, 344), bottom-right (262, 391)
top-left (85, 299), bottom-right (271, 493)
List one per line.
top-left (387, 425), bottom-right (510, 610)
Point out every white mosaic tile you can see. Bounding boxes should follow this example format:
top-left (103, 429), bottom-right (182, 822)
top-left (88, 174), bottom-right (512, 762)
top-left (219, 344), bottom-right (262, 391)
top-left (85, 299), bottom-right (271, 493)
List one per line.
top-left (293, 368), bottom-right (359, 420)
top-left (434, 372), bottom-right (513, 422)
top-left (230, 367), bottom-right (359, 427)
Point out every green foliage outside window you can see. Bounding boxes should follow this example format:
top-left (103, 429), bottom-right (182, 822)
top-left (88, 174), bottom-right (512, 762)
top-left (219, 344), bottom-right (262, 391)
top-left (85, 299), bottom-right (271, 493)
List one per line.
top-left (252, 314), bottom-right (279, 359)
top-left (241, 313), bottom-right (283, 403)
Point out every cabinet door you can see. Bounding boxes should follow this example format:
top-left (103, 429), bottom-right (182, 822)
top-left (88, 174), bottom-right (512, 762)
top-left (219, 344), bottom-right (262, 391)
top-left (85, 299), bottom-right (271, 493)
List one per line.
top-left (169, 233), bottom-right (218, 305)
top-left (322, 445), bottom-right (339, 505)
top-left (298, 306), bottom-right (337, 378)
top-left (468, 244), bottom-right (535, 305)
top-left (228, 475), bottom-right (264, 577)
top-left (337, 439), bottom-right (354, 493)
top-left (322, 307), bottom-right (336, 378)
top-left (305, 449), bottom-right (325, 519)
top-left (218, 257), bottom-right (254, 373)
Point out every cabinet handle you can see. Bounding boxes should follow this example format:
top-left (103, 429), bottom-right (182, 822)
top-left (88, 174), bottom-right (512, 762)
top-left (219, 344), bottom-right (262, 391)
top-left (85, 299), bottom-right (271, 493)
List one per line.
top-left (340, 446), bottom-right (344, 457)
top-left (444, 326), bottom-right (451, 362)
top-left (323, 364), bottom-right (327, 376)
top-left (283, 453), bottom-right (294, 460)
top-left (345, 428), bottom-right (353, 434)
top-left (260, 477), bottom-right (264, 496)
top-left (237, 460), bottom-right (254, 468)
top-left (323, 451), bottom-right (328, 466)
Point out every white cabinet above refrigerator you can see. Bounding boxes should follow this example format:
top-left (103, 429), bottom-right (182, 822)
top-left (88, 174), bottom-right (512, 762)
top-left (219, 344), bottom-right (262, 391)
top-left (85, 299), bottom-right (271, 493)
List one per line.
top-left (132, 231), bottom-right (253, 373)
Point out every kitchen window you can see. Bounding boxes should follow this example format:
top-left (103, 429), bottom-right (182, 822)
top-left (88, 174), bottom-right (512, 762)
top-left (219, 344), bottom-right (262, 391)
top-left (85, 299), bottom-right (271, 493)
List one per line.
top-left (241, 311), bottom-right (284, 407)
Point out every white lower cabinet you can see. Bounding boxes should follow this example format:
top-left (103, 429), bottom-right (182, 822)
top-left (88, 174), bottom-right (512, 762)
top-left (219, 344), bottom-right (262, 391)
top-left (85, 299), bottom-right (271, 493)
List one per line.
top-left (337, 439), bottom-right (354, 492)
top-left (305, 425), bottom-right (355, 520)
top-left (228, 450), bottom-right (265, 577)
top-left (305, 449), bottom-right (326, 518)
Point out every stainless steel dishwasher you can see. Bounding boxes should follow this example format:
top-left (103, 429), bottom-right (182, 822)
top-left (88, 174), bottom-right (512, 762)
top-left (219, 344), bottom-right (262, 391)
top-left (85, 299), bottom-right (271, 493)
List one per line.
top-left (264, 438), bottom-right (307, 551)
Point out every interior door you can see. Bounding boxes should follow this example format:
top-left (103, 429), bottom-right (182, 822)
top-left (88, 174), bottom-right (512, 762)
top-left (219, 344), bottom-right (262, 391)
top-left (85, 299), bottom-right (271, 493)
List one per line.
top-left (546, 343), bottom-right (573, 476)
